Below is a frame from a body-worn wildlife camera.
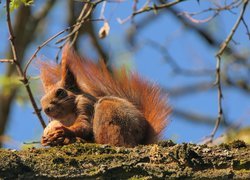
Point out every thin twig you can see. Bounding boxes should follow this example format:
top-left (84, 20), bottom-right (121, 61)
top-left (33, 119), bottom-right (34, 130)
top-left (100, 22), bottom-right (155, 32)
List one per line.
top-left (207, 0), bottom-right (249, 143)
top-left (5, 0), bottom-right (46, 129)
top-left (24, 27), bottom-right (74, 74)
top-left (241, 17), bottom-right (250, 39)
top-left (216, 0), bottom-right (249, 57)
top-left (131, 0), bottom-right (138, 23)
top-left (100, 0), bottom-right (107, 19)
top-left (23, 141), bottom-right (41, 145)
top-left (0, 59), bottom-right (14, 63)
top-left (180, 11), bottom-right (219, 24)
top-left (55, 44), bottom-right (64, 63)
top-left (70, 3), bottom-right (92, 46)
top-left (56, 0), bottom-right (102, 46)
top-left (209, 56), bottom-right (223, 140)
top-left (178, 0), bottom-right (242, 22)
top-left (55, 5), bottom-right (89, 44)
top-left (25, 16), bottom-right (105, 69)
top-left (118, 0), bottom-right (186, 24)
top-left (133, 0), bottom-right (186, 16)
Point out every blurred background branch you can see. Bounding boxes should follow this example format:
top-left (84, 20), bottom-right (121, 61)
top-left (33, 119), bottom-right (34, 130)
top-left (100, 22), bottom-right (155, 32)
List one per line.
top-left (0, 0), bottom-right (249, 148)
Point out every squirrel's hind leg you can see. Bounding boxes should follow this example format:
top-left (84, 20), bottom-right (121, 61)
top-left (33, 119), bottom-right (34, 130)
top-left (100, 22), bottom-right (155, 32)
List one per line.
top-left (93, 96), bottom-right (147, 147)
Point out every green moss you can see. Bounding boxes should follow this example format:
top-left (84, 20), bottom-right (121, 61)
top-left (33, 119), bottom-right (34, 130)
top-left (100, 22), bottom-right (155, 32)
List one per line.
top-left (157, 140), bottom-right (176, 147)
top-left (129, 175), bottom-right (151, 180)
top-left (233, 159), bottom-right (250, 170)
top-left (219, 143), bottom-right (231, 150)
top-left (230, 140), bottom-right (247, 149)
top-left (0, 142), bottom-right (249, 179)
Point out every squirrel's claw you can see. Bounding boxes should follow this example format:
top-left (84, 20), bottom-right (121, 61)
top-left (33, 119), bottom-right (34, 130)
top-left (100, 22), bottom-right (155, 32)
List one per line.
top-left (41, 126), bottom-right (76, 146)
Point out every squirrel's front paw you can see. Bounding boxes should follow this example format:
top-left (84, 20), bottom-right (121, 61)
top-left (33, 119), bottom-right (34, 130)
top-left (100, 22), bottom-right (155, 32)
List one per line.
top-left (41, 121), bottom-right (75, 146)
top-left (41, 132), bottom-right (66, 146)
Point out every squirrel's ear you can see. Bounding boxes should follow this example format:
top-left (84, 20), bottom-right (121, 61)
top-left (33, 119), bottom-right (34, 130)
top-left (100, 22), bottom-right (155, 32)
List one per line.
top-left (38, 61), bottom-right (61, 92)
top-left (61, 44), bottom-right (81, 93)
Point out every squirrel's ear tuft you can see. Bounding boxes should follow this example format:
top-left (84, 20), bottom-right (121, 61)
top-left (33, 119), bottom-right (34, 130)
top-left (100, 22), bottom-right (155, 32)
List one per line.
top-left (61, 43), bottom-right (74, 74)
top-left (61, 44), bottom-right (82, 93)
top-left (38, 61), bottom-right (61, 92)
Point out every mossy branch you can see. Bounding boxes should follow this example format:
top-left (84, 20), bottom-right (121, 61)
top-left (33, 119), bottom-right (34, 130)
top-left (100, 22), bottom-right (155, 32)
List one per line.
top-left (0, 141), bottom-right (249, 179)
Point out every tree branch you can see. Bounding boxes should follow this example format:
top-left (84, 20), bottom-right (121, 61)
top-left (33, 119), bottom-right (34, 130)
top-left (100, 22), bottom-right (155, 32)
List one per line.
top-left (207, 0), bottom-right (249, 142)
top-left (5, 0), bottom-right (46, 129)
top-left (118, 0), bottom-right (186, 23)
top-left (0, 142), bottom-right (249, 179)
top-left (0, 59), bottom-right (14, 63)
top-left (56, 0), bottom-right (103, 45)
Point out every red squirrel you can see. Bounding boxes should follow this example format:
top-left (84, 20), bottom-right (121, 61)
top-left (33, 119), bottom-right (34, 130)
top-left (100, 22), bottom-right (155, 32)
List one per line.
top-left (39, 45), bottom-right (171, 147)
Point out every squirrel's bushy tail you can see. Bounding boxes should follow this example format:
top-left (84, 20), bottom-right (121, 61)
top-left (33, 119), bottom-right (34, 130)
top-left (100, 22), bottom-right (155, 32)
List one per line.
top-left (41, 45), bottom-right (171, 143)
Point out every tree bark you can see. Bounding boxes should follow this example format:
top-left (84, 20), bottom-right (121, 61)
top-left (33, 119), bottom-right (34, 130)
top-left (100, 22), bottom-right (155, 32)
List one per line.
top-left (0, 140), bottom-right (249, 179)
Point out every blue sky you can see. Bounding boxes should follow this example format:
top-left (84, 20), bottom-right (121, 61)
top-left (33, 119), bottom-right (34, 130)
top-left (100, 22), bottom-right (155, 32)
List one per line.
top-left (0, 1), bottom-right (250, 149)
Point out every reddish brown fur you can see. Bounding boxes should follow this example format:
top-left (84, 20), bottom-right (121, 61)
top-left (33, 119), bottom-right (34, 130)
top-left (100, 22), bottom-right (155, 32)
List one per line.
top-left (93, 96), bottom-right (147, 147)
top-left (40, 44), bottom-right (171, 145)
top-left (39, 61), bottom-right (61, 92)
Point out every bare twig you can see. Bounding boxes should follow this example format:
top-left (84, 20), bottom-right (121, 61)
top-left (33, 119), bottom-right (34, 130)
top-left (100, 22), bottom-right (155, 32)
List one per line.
top-left (207, 0), bottom-right (249, 143)
top-left (180, 11), bottom-right (218, 24)
top-left (208, 56), bottom-right (223, 140)
top-left (25, 15), bottom-right (107, 68)
top-left (133, 0), bottom-right (186, 16)
top-left (24, 27), bottom-right (74, 74)
top-left (179, 0), bottom-right (243, 24)
top-left (241, 17), bottom-right (250, 39)
top-left (0, 59), bottom-right (14, 63)
top-left (23, 141), bottom-right (41, 145)
top-left (5, 0), bottom-right (46, 129)
top-left (216, 1), bottom-right (249, 57)
top-left (56, 0), bottom-right (103, 46)
top-left (168, 6), bottom-right (248, 63)
top-left (100, 0), bottom-right (107, 19)
top-left (56, 5), bottom-right (88, 45)
top-left (118, 0), bottom-right (186, 24)
top-left (131, 0), bottom-right (138, 23)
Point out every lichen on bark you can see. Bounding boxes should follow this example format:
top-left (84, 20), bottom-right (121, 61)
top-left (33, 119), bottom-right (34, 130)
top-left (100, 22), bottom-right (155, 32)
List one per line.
top-left (0, 140), bottom-right (249, 179)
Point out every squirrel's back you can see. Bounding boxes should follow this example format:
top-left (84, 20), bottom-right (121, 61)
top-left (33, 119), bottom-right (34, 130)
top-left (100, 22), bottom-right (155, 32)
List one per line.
top-left (41, 45), bottom-right (171, 143)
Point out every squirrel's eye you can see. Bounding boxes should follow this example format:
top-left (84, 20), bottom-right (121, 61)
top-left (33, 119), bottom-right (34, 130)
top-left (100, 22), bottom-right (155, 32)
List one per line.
top-left (55, 88), bottom-right (67, 98)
